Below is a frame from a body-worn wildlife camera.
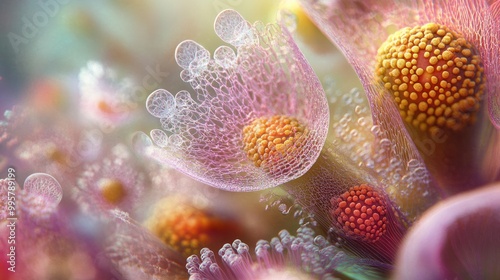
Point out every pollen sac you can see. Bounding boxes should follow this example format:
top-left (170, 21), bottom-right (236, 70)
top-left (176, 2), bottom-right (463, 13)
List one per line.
top-left (144, 197), bottom-right (242, 258)
top-left (242, 115), bottom-right (308, 169)
top-left (331, 184), bottom-right (388, 243)
top-left (97, 178), bottom-right (127, 205)
top-left (376, 23), bottom-right (485, 134)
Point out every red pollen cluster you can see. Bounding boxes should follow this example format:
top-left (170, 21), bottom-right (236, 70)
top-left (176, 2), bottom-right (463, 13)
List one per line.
top-left (331, 184), bottom-right (388, 242)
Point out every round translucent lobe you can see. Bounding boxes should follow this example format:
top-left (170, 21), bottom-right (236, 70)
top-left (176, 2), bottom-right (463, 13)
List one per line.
top-left (23, 173), bottom-right (63, 205)
top-left (214, 9), bottom-right (256, 46)
top-left (376, 23), bottom-right (484, 134)
top-left (146, 89), bottom-right (176, 118)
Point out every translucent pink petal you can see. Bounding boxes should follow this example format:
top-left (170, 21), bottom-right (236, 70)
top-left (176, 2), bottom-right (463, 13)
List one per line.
top-left (300, 0), bottom-right (499, 192)
top-left (299, 0), bottom-right (438, 201)
top-left (488, 0), bottom-right (500, 128)
top-left (283, 149), bottom-right (408, 264)
top-left (301, 0), bottom-right (500, 126)
top-left (394, 183), bottom-right (500, 279)
top-left (103, 209), bottom-right (188, 279)
top-left (307, 86), bottom-right (440, 220)
top-left (0, 174), bottom-right (116, 279)
top-left (144, 10), bottom-right (329, 191)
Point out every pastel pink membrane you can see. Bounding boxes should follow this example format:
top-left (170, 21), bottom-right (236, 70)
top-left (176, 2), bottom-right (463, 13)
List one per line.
top-left (300, 0), bottom-right (499, 127)
top-left (492, 0), bottom-right (500, 127)
top-left (2, 173), bottom-right (113, 279)
top-left (18, 173), bottom-right (65, 240)
top-left (102, 209), bottom-right (188, 279)
top-left (298, 0), bottom-right (440, 206)
top-left (75, 145), bottom-right (146, 214)
top-left (299, 0), bottom-right (500, 193)
top-left (281, 85), bottom-right (436, 238)
top-left (395, 184), bottom-right (500, 279)
top-left (144, 10), bottom-right (329, 191)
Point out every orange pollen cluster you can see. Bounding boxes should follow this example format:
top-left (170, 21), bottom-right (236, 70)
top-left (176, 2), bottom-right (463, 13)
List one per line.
top-left (331, 184), bottom-right (388, 242)
top-left (376, 23), bottom-right (485, 134)
top-left (144, 198), bottom-right (239, 257)
top-left (242, 115), bottom-right (307, 168)
top-left (97, 178), bottom-right (127, 205)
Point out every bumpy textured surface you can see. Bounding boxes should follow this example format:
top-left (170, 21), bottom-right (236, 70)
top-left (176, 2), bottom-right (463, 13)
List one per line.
top-left (144, 196), bottom-right (243, 258)
top-left (418, 0), bottom-right (500, 130)
top-left (298, 0), bottom-right (500, 212)
top-left (145, 10), bottom-right (329, 191)
top-left (300, 0), bottom-right (499, 128)
top-left (281, 86), bottom-right (428, 264)
top-left (376, 23), bottom-right (485, 133)
top-left (0, 179), bottom-right (16, 220)
top-left (331, 184), bottom-right (388, 243)
top-left (298, 0), bottom-right (438, 213)
top-left (242, 115), bottom-right (308, 169)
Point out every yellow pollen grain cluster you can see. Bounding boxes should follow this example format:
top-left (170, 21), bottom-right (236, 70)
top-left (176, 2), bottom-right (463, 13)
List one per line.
top-left (331, 184), bottom-right (388, 243)
top-left (144, 197), bottom-right (239, 258)
top-left (375, 23), bottom-right (485, 133)
top-left (242, 115), bottom-right (307, 168)
top-left (97, 178), bottom-right (127, 205)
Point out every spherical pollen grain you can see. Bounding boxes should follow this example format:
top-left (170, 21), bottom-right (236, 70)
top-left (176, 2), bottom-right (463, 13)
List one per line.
top-left (242, 115), bottom-right (308, 168)
top-left (375, 23), bottom-right (485, 133)
top-left (98, 178), bottom-right (127, 205)
top-left (331, 184), bottom-right (388, 242)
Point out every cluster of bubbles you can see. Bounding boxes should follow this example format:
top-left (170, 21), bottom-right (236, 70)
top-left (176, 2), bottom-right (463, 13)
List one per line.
top-left (144, 9), bottom-right (329, 192)
top-left (326, 84), bottom-right (438, 221)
